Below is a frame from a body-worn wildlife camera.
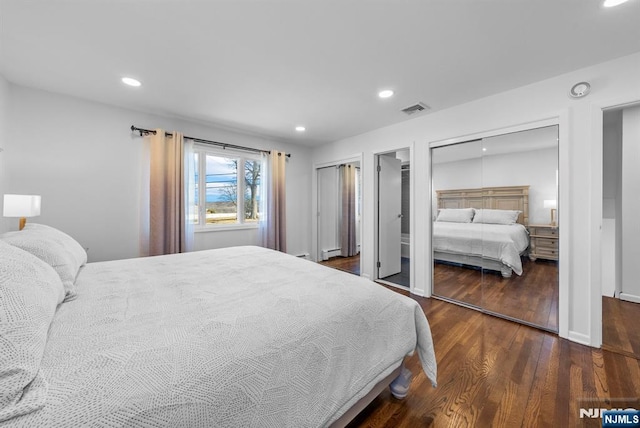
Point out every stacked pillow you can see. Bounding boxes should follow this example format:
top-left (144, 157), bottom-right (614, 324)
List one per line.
top-left (2, 223), bottom-right (87, 300)
top-left (0, 240), bottom-right (65, 421)
top-left (0, 224), bottom-right (87, 422)
top-left (472, 209), bottom-right (521, 225)
top-left (436, 208), bottom-right (521, 225)
top-left (435, 208), bottom-right (475, 223)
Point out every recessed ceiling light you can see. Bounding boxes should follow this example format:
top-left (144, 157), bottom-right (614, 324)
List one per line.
top-left (603, 0), bottom-right (629, 7)
top-left (295, 126), bottom-right (306, 132)
top-left (121, 77), bottom-right (141, 87)
top-left (378, 90), bottom-right (394, 99)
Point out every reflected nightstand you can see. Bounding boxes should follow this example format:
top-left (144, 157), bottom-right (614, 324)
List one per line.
top-left (528, 224), bottom-right (559, 261)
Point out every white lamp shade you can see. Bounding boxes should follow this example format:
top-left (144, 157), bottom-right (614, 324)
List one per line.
top-left (3, 194), bottom-right (41, 217)
top-left (543, 199), bottom-right (557, 209)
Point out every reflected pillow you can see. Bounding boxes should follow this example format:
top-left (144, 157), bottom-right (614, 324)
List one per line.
top-left (472, 209), bottom-right (521, 225)
top-left (2, 223), bottom-right (87, 300)
top-left (0, 240), bottom-right (64, 422)
top-left (436, 208), bottom-right (475, 223)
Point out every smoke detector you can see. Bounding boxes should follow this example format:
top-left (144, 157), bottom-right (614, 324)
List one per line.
top-left (401, 102), bottom-right (430, 115)
top-left (569, 82), bottom-right (591, 99)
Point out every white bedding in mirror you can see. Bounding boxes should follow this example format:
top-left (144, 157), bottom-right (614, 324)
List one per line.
top-left (433, 223), bottom-right (529, 275)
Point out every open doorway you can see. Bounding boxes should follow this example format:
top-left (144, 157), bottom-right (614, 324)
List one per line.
top-left (376, 149), bottom-right (410, 289)
top-left (602, 104), bottom-right (640, 358)
top-left (316, 161), bottom-right (361, 276)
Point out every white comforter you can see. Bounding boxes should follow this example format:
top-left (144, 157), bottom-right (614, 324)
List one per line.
top-left (3, 246), bottom-right (436, 428)
top-left (433, 222), bottom-right (530, 275)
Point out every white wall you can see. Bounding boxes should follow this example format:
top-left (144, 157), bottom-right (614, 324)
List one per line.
top-left (432, 147), bottom-right (558, 225)
top-left (4, 84), bottom-right (312, 262)
top-left (621, 105), bottom-right (640, 304)
top-left (0, 74), bottom-right (10, 234)
top-left (433, 157), bottom-right (483, 193)
top-left (311, 51), bottom-right (640, 347)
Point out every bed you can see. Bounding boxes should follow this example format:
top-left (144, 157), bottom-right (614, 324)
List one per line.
top-left (434, 186), bottom-right (530, 278)
top-left (0, 224), bottom-right (437, 427)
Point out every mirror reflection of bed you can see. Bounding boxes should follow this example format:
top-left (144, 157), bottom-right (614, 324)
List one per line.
top-left (431, 126), bottom-right (559, 332)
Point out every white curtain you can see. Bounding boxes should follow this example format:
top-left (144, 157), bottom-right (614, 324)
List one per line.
top-left (259, 150), bottom-right (287, 252)
top-left (140, 129), bottom-right (194, 256)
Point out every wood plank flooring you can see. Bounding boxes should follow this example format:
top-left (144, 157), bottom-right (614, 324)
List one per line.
top-left (349, 290), bottom-right (640, 428)
top-left (319, 254), bottom-right (360, 275)
top-left (433, 258), bottom-right (558, 331)
top-left (602, 296), bottom-right (640, 359)
top-left (320, 255), bottom-right (410, 288)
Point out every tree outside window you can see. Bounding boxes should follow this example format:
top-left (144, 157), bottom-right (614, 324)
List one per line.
top-left (193, 150), bottom-right (261, 227)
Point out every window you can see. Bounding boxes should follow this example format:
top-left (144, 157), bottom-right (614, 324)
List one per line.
top-left (193, 147), bottom-right (262, 228)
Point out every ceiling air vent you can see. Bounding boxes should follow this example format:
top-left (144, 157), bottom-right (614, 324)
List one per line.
top-left (401, 102), bottom-right (430, 115)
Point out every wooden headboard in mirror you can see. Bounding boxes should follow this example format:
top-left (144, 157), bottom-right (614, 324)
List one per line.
top-left (436, 185), bottom-right (530, 226)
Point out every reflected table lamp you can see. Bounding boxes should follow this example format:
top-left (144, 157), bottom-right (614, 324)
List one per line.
top-left (3, 194), bottom-right (41, 230)
top-left (543, 199), bottom-right (557, 226)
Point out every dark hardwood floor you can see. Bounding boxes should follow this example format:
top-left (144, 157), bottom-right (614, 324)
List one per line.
top-left (602, 296), bottom-right (640, 360)
top-left (433, 258), bottom-right (558, 331)
top-left (319, 254), bottom-right (360, 275)
top-left (321, 255), bottom-right (558, 330)
top-left (350, 289), bottom-right (640, 428)
top-left (321, 255), bottom-right (411, 288)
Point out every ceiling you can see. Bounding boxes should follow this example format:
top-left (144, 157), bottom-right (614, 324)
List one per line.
top-left (1, 0), bottom-right (639, 147)
top-left (432, 125), bottom-right (558, 164)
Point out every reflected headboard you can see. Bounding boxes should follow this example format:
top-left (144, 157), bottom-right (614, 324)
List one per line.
top-left (436, 185), bottom-right (529, 226)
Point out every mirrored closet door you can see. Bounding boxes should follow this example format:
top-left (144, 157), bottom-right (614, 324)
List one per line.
top-left (431, 126), bottom-right (559, 332)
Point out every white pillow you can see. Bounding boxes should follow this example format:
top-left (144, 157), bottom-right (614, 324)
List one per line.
top-left (436, 208), bottom-right (475, 223)
top-left (2, 223), bottom-right (87, 300)
top-left (0, 240), bottom-right (64, 422)
top-left (472, 209), bottom-right (521, 225)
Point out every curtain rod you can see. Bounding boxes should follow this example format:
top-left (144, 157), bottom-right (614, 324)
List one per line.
top-left (130, 126), bottom-right (291, 158)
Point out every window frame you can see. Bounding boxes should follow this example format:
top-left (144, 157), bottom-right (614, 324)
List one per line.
top-left (193, 144), bottom-right (263, 232)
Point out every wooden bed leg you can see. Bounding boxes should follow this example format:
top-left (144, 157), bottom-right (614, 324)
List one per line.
top-left (389, 364), bottom-right (413, 399)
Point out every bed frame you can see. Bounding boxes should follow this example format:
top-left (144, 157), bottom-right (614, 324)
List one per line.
top-left (329, 361), bottom-right (405, 427)
top-left (434, 185), bottom-right (529, 277)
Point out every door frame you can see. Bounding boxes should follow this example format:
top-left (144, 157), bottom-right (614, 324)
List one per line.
top-left (592, 95), bottom-right (640, 348)
top-left (312, 153), bottom-right (363, 271)
top-left (374, 145), bottom-right (415, 292)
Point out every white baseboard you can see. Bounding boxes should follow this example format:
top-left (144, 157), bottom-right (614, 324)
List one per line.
top-left (411, 287), bottom-right (426, 297)
top-left (320, 248), bottom-right (341, 260)
top-left (320, 244), bottom-right (361, 261)
top-left (568, 331), bottom-right (591, 346)
top-left (619, 292), bottom-right (640, 304)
